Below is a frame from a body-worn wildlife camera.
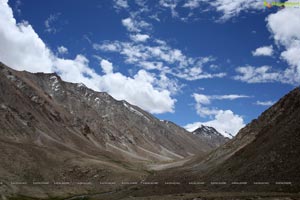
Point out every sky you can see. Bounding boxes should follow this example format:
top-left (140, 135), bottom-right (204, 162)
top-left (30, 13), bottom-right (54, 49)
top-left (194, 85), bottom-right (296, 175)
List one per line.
top-left (0, 0), bottom-right (299, 137)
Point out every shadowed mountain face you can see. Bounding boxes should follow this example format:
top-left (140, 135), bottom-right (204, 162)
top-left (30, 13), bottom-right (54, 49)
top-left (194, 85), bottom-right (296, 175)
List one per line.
top-left (0, 62), bottom-right (219, 198)
top-left (198, 87), bottom-right (300, 192)
top-left (192, 125), bottom-right (229, 149)
top-left (139, 87), bottom-right (300, 196)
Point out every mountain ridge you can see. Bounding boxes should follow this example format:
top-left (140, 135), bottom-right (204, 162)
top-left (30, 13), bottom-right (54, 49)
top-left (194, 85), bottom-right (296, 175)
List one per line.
top-left (0, 62), bottom-right (221, 198)
top-left (192, 125), bottom-right (229, 148)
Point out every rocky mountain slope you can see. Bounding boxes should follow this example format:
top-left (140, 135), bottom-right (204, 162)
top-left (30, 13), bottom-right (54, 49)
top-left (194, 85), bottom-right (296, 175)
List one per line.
top-left (192, 125), bottom-right (229, 148)
top-left (198, 87), bottom-right (300, 192)
top-left (0, 62), bottom-right (220, 198)
top-left (139, 87), bottom-right (300, 196)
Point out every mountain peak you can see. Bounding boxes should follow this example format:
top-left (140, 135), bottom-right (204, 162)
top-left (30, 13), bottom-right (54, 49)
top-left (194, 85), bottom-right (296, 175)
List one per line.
top-left (192, 125), bottom-right (229, 148)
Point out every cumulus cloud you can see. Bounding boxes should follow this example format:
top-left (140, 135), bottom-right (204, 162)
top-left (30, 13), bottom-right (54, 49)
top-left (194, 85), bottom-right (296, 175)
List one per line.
top-left (100, 59), bottom-right (113, 74)
top-left (252, 45), bottom-right (273, 57)
top-left (185, 110), bottom-right (245, 138)
top-left (185, 93), bottom-right (246, 137)
top-left (0, 1), bottom-right (53, 72)
top-left (234, 7), bottom-right (300, 86)
top-left (0, 0), bottom-right (175, 114)
top-left (98, 63), bottom-right (176, 113)
top-left (266, 6), bottom-right (300, 85)
top-left (53, 55), bottom-right (102, 91)
top-left (235, 6), bottom-right (300, 86)
top-left (255, 100), bottom-right (275, 106)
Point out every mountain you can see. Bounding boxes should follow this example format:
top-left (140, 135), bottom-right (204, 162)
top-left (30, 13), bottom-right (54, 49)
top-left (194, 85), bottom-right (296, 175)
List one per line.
top-left (192, 125), bottom-right (229, 148)
top-left (124, 87), bottom-right (300, 199)
top-left (0, 62), bottom-right (215, 198)
top-left (2, 61), bottom-right (299, 199)
top-left (197, 86), bottom-right (300, 192)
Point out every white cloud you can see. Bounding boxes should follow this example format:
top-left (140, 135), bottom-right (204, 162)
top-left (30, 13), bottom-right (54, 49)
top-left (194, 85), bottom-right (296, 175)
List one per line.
top-left (266, 6), bottom-right (300, 85)
top-left (0, 0), bottom-right (53, 73)
top-left (110, 0), bottom-right (263, 23)
top-left (98, 67), bottom-right (176, 113)
top-left (57, 46), bottom-right (68, 55)
top-left (235, 7), bottom-right (300, 85)
top-left (280, 44), bottom-right (300, 67)
top-left (193, 93), bottom-right (211, 105)
top-left (100, 59), bottom-right (113, 74)
top-left (192, 93), bottom-right (250, 117)
top-left (252, 45), bottom-right (273, 57)
top-left (193, 93), bottom-right (250, 103)
top-left (209, 0), bottom-right (263, 21)
top-left (159, 0), bottom-right (179, 18)
top-left (130, 34), bottom-right (150, 42)
top-left (267, 7), bottom-right (300, 47)
top-left (122, 18), bottom-right (138, 32)
top-left (183, 0), bottom-right (204, 9)
top-left (121, 17), bottom-right (151, 32)
top-left (185, 110), bottom-right (245, 138)
top-left (113, 0), bottom-right (129, 10)
top-left (234, 65), bottom-right (280, 83)
top-left (186, 93), bottom-right (246, 137)
top-left (139, 61), bottom-right (163, 70)
top-left (95, 40), bottom-right (226, 81)
top-left (93, 42), bottom-right (120, 52)
top-left (53, 55), bottom-right (102, 91)
top-left (211, 94), bottom-right (251, 100)
top-left (202, 110), bottom-right (244, 137)
top-left (0, 0), bottom-right (175, 114)
top-left (255, 100), bottom-right (275, 106)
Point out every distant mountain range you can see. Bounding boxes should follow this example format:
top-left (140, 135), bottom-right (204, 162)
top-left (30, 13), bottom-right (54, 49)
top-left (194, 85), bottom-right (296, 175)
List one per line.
top-left (1, 62), bottom-right (299, 199)
top-left (0, 62), bottom-right (228, 198)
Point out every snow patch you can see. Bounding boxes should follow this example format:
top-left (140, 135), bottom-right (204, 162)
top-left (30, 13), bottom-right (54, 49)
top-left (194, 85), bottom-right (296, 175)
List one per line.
top-left (49, 76), bottom-right (60, 92)
top-left (123, 101), bottom-right (150, 121)
top-left (77, 83), bottom-right (86, 88)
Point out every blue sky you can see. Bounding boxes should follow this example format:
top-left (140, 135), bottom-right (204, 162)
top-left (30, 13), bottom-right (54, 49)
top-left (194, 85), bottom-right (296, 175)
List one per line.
top-left (1, 0), bottom-right (299, 137)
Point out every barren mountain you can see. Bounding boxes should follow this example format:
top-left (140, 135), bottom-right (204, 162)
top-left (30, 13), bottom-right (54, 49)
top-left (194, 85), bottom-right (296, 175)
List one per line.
top-left (137, 87), bottom-right (300, 197)
top-left (0, 62), bottom-right (215, 198)
top-left (198, 87), bottom-right (300, 192)
top-left (1, 61), bottom-right (299, 200)
top-left (192, 125), bottom-right (229, 149)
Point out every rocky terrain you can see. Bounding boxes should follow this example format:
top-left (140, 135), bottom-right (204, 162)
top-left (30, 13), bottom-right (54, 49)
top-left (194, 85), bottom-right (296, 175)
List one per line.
top-left (131, 87), bottom-right (300, 198)
top-left (192, 125), bottom-right (229, 149)
top-left (0, 62), bottom-right (300, 200)
top-left (0, 62), bottom-right (221, 198)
